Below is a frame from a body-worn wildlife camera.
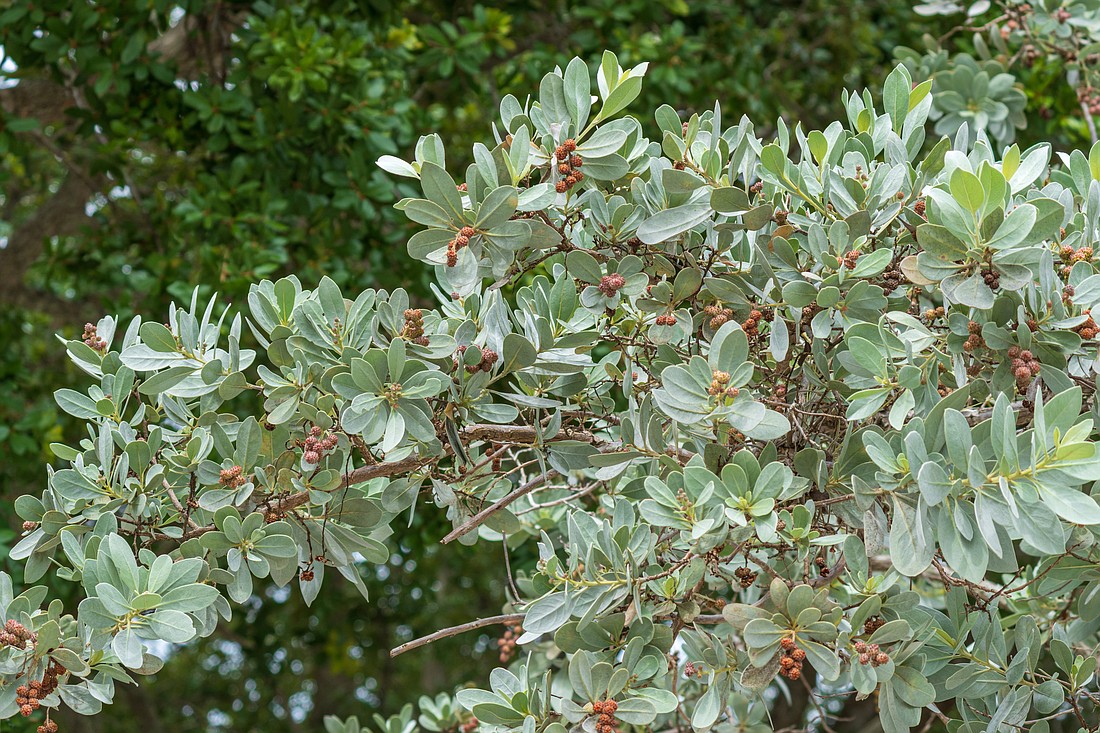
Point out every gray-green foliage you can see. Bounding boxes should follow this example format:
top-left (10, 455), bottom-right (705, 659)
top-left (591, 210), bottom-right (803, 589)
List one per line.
top-left (9, 51), bottom-right (1100, 733)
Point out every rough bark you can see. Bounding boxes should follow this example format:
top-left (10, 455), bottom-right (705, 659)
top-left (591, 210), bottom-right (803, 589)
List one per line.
top-left (1, 172), bottom-right (101, 320)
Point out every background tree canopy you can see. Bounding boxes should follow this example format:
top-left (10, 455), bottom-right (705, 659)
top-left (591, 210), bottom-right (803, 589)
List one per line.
top-left (1, 1), bottom-right (1097, 731)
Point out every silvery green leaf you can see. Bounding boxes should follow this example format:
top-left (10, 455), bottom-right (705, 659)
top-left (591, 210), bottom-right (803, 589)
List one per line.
top-left (376, 155), bottom-right (418, 178)
top-left (889, 496), bottom-right (933, 576)
top-left (637, 203), bottom-right (713, 245)
top-left (112, 627), bottom-right (143, 668)
top-left (521, 593), bottom-right (572, 636)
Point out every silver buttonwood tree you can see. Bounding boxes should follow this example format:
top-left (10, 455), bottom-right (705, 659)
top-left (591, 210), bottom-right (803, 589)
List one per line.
top-left (8, 51), bottom-right (1100, 733)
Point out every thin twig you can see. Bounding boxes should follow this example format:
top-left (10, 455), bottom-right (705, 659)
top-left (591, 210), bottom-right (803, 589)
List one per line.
top-left (1083, 101), bottom-right (1099, 146)
top-left (390, 611), bottom-right (731, 658)
top-left (390, 614), bottom-right (525, 657)
top-left (165, 485), bottom-right (201, 531)
top-left (441, 470), bottom-right (559, 544)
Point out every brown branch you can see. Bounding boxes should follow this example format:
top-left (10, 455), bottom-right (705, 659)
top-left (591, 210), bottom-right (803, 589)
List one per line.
top-left (390, 613), bottom-right (525, 657)
top-left (174, 422), bottom-right (690, 543)
top-left (166, 485), bottom-right (201, 531)
top-left (460, 424), bottom-right (595, 444)
top-left (441, 470), bottom-right (558, 545)
top-left (177, 453), bottom-right (431, 541)
top-left (390, 611), bottom-right (733, 658)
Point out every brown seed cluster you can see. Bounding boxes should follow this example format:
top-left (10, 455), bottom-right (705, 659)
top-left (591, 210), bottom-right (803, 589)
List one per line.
top-left (922, 306), bottom-right (946, 323)
top-left (1, 619), bottom-right (35, 649)
top-left (21, 521), bottom-right (37, 532)
top-left (913, 199), bottom-right (926, 218)
top-left (963, 321), bottom-right (986, 353)
top-left (707, 371), bottom-right (739, 400)
top-left (742, 307), bottom-right (771, 340)
top-left (554, 140), bottom-right (584, 193)
top-left (447, 226), bottom-right (477, 268)
top-left (1060, 244), bottom-right (1094, 277)
top-left (219, 465), bottom-right (246, 489)
top-left (456, 345), bottom-right (498, 374)
top-left (1079, 86), bottom-right (1100, 116)
top-left (591, 699), bottom-right (619, 733)
top-left (402, 309), bottom-right (430, 347)
top-left (982, 266), bottom-right (1000, 290)
top-left (853, 640), bottom-right (890, 667)
top-left (17, 661), bottom-right (64, 719)
top-left (598, 273), bottom-right (627, 297)
top-left (299, 568), bottom-right (315, 582)
top-left (82, 322), bottom-right (107, 353)
top-left (655, 314), bottom-right (677, 326)
top-left (459, 718), bottom-right (479, 733)
top-left (838, 251), bottom-right (861, 270)
top-left (863, 615), bottom-right (885, 635)
top-left (1075, 311), bottom-right (1098, 340)
top-left (881, 266), bottom-right (902, 294)
top-left (497, 623), bottom-right (523, 663)
top-left (779, 637), bottom-right (805, 680)
top-left (1007, 346), bottom-right (1041, 391)
top-left (37, 721), bottom-right (58, 733)
top-left (733, 566), bottom-right (757, 588)
top-left (704, 304), bottom-right (734, 330)
top-left (299, 426), bottom-right (338, 465)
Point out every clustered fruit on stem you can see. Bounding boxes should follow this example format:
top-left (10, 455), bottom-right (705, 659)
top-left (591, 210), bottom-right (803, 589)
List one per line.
top-left (446, 226), bottom-right (477, 268)
top-left (15, 659), bottom-right (64, 722)
top-left (704, 303), bottom-right (734, 330)
top-left (598, 273), bottom-right (626, 298)
top-left (852, 640), bottom-right (891, 667)
top-left (838, 251), bottom-right (861, 270)
top-left (454, 345), bottom-right (498, 374)
top-left (981, 265), bottom-right (1000, 290)
top-left (81, 322), bottom-right (107, 353)
top-left (402, 308), bottom-right (430, 347)
top-left (297, 425), bottom-right (339, 465)
top-left (0, 619), bottom-right (33, 649)
top-left (219, 465), bottom-right (246, 489)
top-left (732, 565), bottom-right (757, 588)
top-left (922, 305), bottom-right (946, 323)
top-left (655, 314), bottom-right (677, 326)
top-left (496, 623), bottom-right (523, 664)
top-left (1060, 244), bottom-right (1095, 277)
top-left (554, 139), bottom-right (584, 194)
top-left (778, 637), bottom-right (807, 680)
top-left (963, 320), bottom-right (986, 353)
top-left (589, 699), bottom-right (619, 733)
top-left (740, 306), bottom-right (772, 341)
top-left (1007, 346), bottom-right (1041, 393)
top-left (707, 370), bottom-right (739, 402)
top-left (1074, 309), bottom-right (1097, 340)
